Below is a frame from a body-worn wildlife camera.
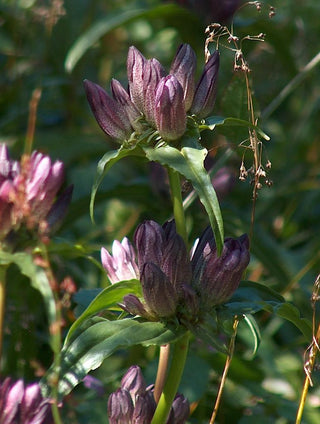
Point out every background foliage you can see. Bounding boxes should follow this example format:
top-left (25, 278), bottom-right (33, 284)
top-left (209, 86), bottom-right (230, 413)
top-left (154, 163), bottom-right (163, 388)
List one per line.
top-left (1, 0), bottom-right (320, 422)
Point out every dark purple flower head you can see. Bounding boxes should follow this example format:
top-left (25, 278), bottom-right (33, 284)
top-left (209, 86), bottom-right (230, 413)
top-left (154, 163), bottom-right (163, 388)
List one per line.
top-left (0, 378), bottom-right (53, 424)
top-left (108, 388), bottom-right (134, 424)
top-left (192, 227), bottom-right (250, 308)
top-left (85, 43), bottom-right (219, 144)
top-left (107, 366), bottom-right (188, 424)
top-left (121, 365), bottom-right (147, 398)
top-left (102, 220), bottom-right (249, 322)
top-left (190, 50), bottom-right (220, 119)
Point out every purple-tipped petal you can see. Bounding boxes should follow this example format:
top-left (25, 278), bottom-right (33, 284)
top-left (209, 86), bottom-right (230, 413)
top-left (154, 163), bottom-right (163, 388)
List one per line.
top-left (154, 74), bottom-right (186, 141)
top-left (127, 46), bottom-right (147, 112)
top-left (141, 262), bottom-right (178, 318)
top-left (121, 365), bottom-right (146, 397)
top-left (190, 50), bottom-right (220, 119)
top-left (101, 237), bottom-right (139, 284)
top-left (143, 58), bottom-right (166, 125)
top-left (134, 220), bottom-right (165, 271)
top-left (132, 390), bottom-right (156, 424)
top-left (84, 79), bottom-right (132, 140)
top-left (110, 79), bottom-right (142, 132)
top-left (121, 294), bottom-right (152, 319)
top-left (170, 44), bottom-right (197, 111)
top-left (108, 388), bottom-right (134, 424)
top-left (192, 229), bottom-right (250, 307)
top-left (171, 393), bottom-right (190, 423)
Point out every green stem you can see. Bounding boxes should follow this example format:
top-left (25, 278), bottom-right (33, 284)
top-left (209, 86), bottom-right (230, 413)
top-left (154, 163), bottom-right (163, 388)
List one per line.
top-left (0, 265), bottom-right (8, 369)
top-left (167, 167), bottom-right (188, 244)
top-left (151, 331), bottom-right (190, 424)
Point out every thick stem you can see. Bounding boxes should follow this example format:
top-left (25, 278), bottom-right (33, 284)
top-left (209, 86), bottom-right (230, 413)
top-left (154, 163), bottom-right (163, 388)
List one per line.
top-left (153, 344), bottom-right (171, 403)
top-left (151, 332), bottom-right (190, 424)
top-left (0, 265), bottom-right (8, 368)
top-left (167, 167), bottom-right (188, 244)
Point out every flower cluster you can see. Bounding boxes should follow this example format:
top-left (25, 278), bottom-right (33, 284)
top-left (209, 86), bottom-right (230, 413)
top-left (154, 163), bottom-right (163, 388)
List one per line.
top-left (84, 44), bottom-right (219, 143)
top-left (108, 365), bottom-right (189, 424)
top-left (0, 378), bottom-right (53, 424)
top-left (0, 144), bottom-right (72, 246)
top-left (101, 220), bottom-right (250, 322)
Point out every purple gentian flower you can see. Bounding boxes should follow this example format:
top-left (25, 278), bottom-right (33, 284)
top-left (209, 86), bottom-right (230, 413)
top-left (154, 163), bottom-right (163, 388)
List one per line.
top-left (84, 44), bottom-right (220, 143)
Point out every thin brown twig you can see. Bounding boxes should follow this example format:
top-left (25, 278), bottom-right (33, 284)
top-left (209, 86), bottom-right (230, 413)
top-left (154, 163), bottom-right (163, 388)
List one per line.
top-left (25, 88), bottom-right (42, 155)
top-left (295, 274), bottom-right (320, 424)
top-left (209, 317), bottom-right (240, 424)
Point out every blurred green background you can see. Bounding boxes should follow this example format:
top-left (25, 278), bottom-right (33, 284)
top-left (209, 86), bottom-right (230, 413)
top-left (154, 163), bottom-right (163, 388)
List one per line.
top-left (1, 0), bottom-right (320, 422)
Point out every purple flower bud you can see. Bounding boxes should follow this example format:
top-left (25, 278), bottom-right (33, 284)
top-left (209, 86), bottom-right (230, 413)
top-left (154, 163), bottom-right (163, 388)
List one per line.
top-left (0, 378), bottom-right (53, 424)
top-left (101, 237), bottom-right (139, 284)
top-left (120, 294), bottom-right (153, 320)
top-left (142, 58), bottom-right (166, 125)
top-left (127, 46), bottom-right (148, 112)
top-left (190, 50), bottom-right (220, 119)
top-left (154, 75), bottom-right (186, 141)
top-left (170, 44), bottom-right (197, 111)
top-left (134, 220), bottom-right (165, 271)
top-left (141, 262), bottom-right (179, 317)
top-left (121, 365), bottom-right (146, 398)
top-left (132, 390), bottom-right (156, 424)
top-left (27, 153), bottom-right (65, 219)
top-left (108, 388), bottom-right (134, 424)
top-left (170, 393), bottom-right (190, 424)
top-left (110, 79), bottom-right (142, 132)
top-left (84, 79), bottom-right (132, 141)
top-left (192, 228), bottom-right (250, 307)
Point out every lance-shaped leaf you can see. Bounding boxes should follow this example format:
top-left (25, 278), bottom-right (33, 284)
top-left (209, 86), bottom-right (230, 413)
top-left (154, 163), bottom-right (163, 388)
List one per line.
top-left (42, 319), bottom-right (186, 399)
top-left (90, 145), bottom-right (144, 221)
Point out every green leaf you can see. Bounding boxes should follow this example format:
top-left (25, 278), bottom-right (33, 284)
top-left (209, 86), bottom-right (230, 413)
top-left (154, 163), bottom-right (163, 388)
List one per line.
top-left (65, 4), bottom-right (187, 72)
top-left (242, 314), bottom-right (261, 359)
top-left (65, 279), bottom-right (142, 344)
top-left (90, 145), bottom-right (144, 221)
top-left (202, 116), bottom-right (270, 141)
top-left (274, 302), bottom-right (312, 341)
top-left (43, 319), bottom-right (185, 398)
top-left (0, 251), bottom-right (56, 349)
top-left (143, 143), bottom-right (224, 253)
top-left (226, 280), bottom-right (285, 315)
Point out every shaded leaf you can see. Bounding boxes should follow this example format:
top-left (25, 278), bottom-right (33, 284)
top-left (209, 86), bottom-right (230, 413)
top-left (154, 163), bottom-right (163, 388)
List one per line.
top-left (65, 4), bottom-right (189, 72)
top-left (202, 116), bottom-right (270, 141)
top-left (90, 145), bottom-right (144, 221)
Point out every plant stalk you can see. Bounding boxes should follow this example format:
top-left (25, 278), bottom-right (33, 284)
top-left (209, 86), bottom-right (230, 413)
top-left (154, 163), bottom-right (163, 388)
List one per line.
top-left (167, 167), bottom-right (188, 244)
top-left (153, 344), bottom-right (171, 403)
top-left (151, 331), bottom-right (190, 424)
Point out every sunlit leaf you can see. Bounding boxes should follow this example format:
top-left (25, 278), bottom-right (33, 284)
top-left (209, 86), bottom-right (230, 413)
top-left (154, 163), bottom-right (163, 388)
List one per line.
top-left (65, 279), bottom-right (142, 344)
top-left (42, 318), bottom-right (186, 398)
top-left (143, 142), bottom-right (224, 254)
